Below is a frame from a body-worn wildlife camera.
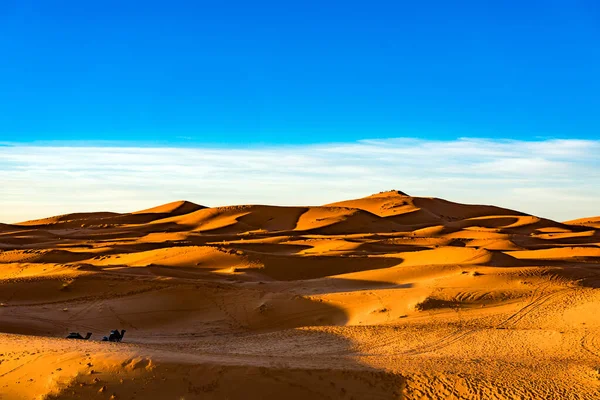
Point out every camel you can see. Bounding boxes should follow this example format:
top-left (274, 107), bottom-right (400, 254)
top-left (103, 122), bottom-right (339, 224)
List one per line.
top-left (66, 332), bottom-right (92, 340)
top-left (102, 329), bottom-right (126, 342)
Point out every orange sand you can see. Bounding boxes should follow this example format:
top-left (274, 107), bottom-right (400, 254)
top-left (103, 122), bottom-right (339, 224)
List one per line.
top-left (1, 191), bottom-right (599, 399)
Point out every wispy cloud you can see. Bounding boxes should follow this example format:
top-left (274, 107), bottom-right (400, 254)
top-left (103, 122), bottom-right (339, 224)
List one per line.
top-left (1, 138), bottom-right (598, 223)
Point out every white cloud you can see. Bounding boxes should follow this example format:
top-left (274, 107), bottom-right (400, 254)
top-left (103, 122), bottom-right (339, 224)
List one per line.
top-left (0, 138), bottom-right (598, 223)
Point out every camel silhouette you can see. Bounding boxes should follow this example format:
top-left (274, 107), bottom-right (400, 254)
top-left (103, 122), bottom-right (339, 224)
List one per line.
top-left (102, 329), bottom-right (126, 342)
top-left (65, 332), bottom-right (92, 340)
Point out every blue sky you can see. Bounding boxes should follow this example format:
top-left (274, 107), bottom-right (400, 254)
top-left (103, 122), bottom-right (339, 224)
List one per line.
top-left (1, 1), bottom-right (599, 221)
top-left (2, 1), bottom-right (599, 144)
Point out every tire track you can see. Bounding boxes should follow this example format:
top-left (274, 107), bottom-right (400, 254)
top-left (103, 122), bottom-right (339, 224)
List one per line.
top-left (581, 329), bottom-right (600, 359)
top-left (495, 286), bottom-right (574, 329)
top-left (67, 298), bottom-right (104, 321)
top-left (0, 354), bottom-right (44, 378)
top-left (363, 282), bottom-right (576, 357)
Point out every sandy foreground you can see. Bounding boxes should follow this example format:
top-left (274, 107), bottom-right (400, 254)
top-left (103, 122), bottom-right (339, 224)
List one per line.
top-left (1, 191), bottom-right (599, 399)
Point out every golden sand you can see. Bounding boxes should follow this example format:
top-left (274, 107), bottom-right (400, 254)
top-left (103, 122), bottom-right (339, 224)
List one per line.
top-left (1, 191), bottom-right (599, 399)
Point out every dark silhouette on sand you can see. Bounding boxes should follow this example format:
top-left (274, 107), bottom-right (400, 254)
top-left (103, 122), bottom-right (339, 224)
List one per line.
top-left (102, 329), bottom-right (126, 342)
top-left (65, 332), bottom-right (92, 340)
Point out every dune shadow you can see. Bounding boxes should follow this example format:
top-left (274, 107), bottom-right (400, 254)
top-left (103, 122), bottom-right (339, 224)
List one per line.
top-left (545, 262), bottom-right (600, 289)
top-left (281, 277), bottom-right (413, 295)
top-left (242, 253), bottom-right (403, 280)
top-left (0, 275), bottom-right (353, 336)
top-left (23, 322), bottom-right (406, 400)
top-left (0, 276), bottom-right (404, 400)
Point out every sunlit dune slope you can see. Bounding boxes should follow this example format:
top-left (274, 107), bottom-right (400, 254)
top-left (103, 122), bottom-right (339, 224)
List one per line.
top-left (566, 216), bottom-right (600, 229)
top-left (18, 211), bottom-right (121, 226)
top-left (132, 199), bottom-right (205, 215)
top-left (17, 200), bottom-right (206, 228)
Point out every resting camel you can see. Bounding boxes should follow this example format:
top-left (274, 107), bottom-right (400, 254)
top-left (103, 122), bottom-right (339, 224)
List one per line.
top-left (102, 329), bottom-right (126, 342)
top-left (65, 332), bottom-right (92, 340)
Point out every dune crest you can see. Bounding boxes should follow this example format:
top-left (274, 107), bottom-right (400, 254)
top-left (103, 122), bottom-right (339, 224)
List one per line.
top-left (132, 200), bottom-right (205, 215)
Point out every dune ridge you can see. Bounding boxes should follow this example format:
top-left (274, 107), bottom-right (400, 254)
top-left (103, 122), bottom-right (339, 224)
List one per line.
top-left (566, 216), bottom-right (600, 229)
top-left (1, 191), bottom-right (599, 399)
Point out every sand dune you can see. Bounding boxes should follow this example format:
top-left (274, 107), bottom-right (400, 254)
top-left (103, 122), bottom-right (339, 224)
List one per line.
top-left (132, 200), bottom-right (205, 215)
top-left (566, 216), bottom-right (600, 229)
top-left (1, 191), bottom-right (599, 399)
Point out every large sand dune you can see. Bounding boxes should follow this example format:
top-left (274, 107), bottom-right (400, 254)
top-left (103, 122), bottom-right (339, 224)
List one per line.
top-left (1, 191), bottom-right (599, 399)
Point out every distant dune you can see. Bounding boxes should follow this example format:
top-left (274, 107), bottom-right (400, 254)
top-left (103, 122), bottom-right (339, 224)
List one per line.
top-left (1, 191), bottom-right (599, 399)
top-left (565, 216), bottom-right (600, 229)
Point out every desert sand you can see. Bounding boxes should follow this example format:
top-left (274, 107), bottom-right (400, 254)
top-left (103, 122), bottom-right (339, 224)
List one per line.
top-left (1, 190), bottom-right (599, 399)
